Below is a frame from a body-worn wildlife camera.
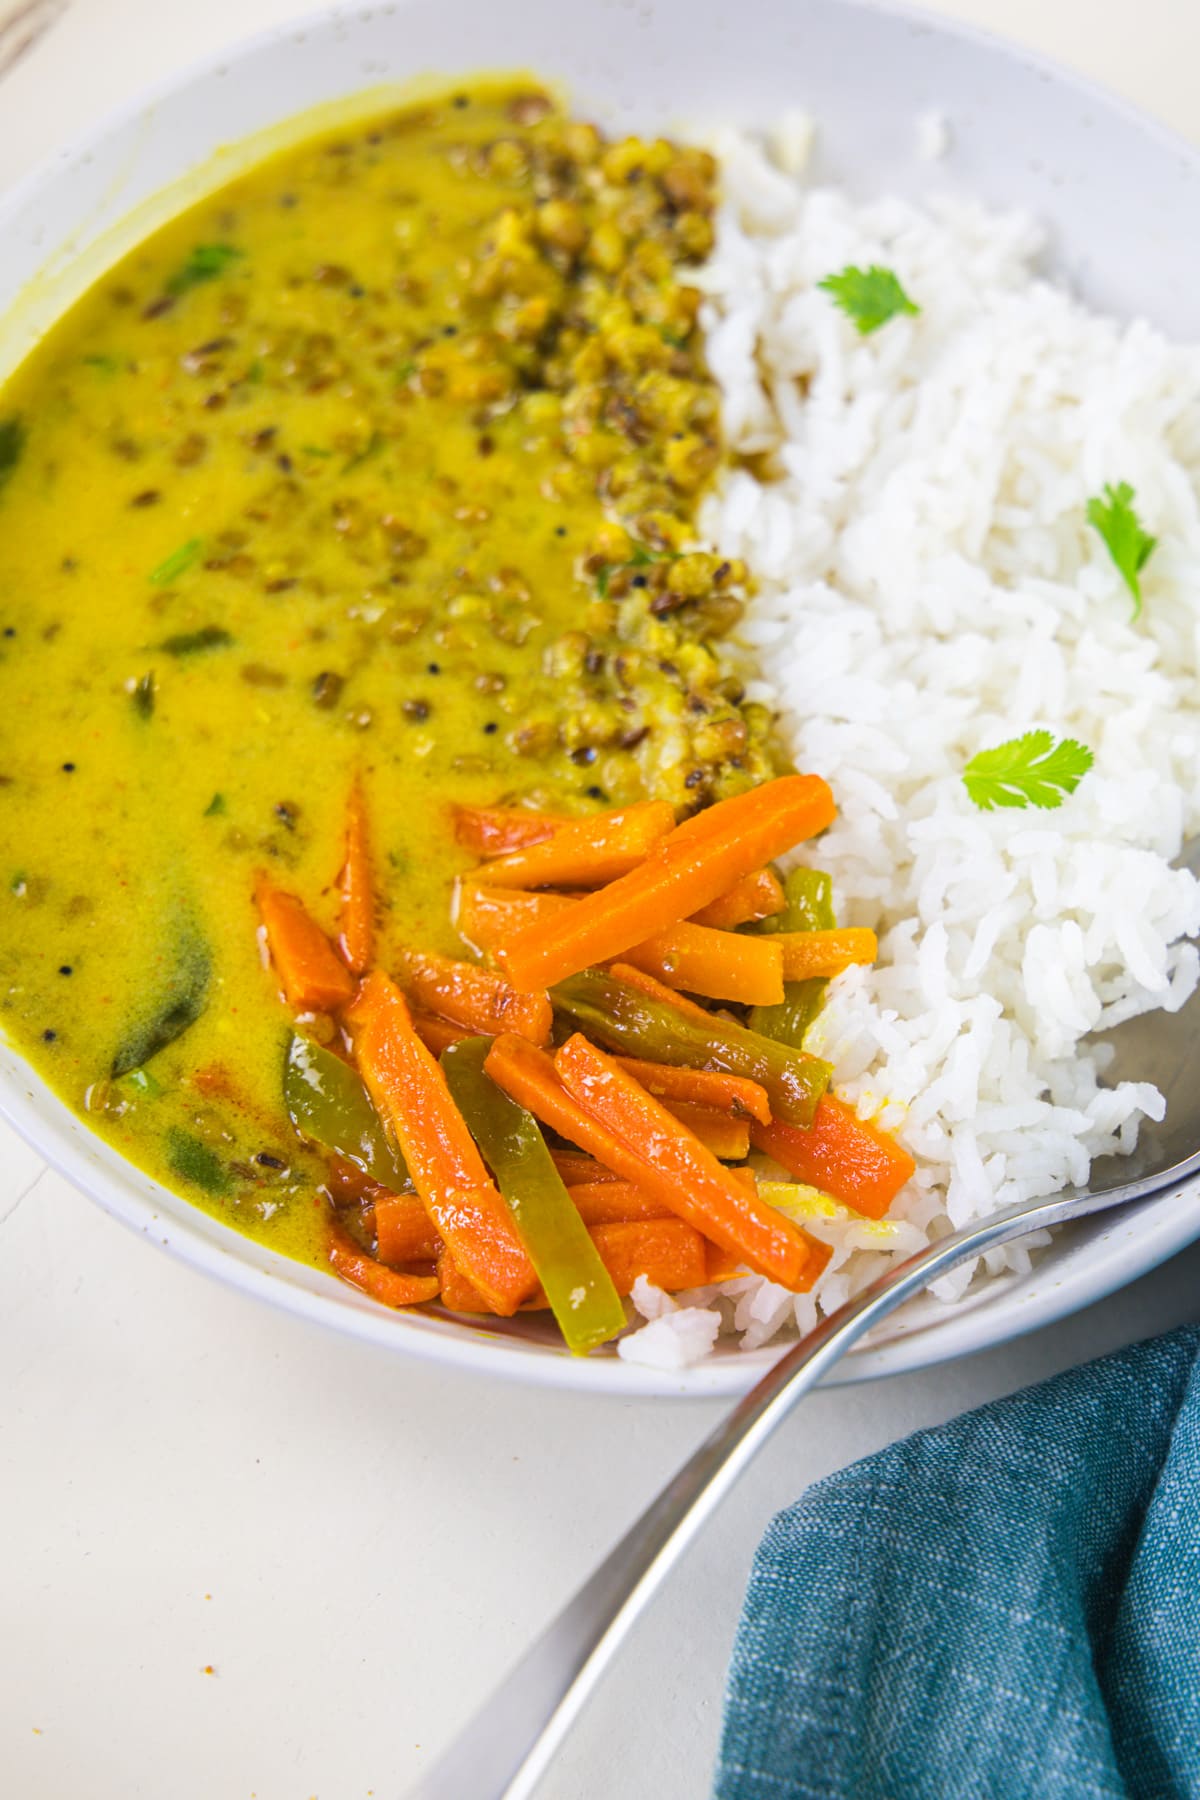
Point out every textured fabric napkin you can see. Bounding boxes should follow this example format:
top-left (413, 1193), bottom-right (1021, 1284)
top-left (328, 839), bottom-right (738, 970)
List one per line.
top-left (714, 1326), bottom-right (1200, 1800)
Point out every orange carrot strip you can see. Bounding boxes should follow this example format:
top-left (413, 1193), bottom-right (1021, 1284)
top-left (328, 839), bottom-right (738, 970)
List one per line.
top-left (453, 804), bottom-right (563, 857)
top-left (255, 874), bottom-right (355, 1014)
top-left (411, 1013), bottom-right (474, 1057)
top-left (589, 1219), bottom-right (707, 1297)
top-left (373, 1193), bottom-right (443, 1266)
top-left (751, 1097), bottom-right (916, 1221)
top-left (551, 1149), bottom-right (623, 1187)
top-left (660, 1099), bottom-right (751, 1161)
top-left (778, 928), bottom-right (878, 981)
top-left (438, 1218), bottom-right (708, 1313)
top-left (606, 963), bottom-right (716, 1024)
top-left (327, 1223), bottom-right (440, 1308)
top-left (690, 867), bottom-right (786, 930)
top-left (702, 1231), bottom-right (833, 1292)
top-left (618, 920), bottom-right (784, 1005)
top-left (566, 1180), bottom-right (674, 1226)
top-left (486, 1034), bottom-right (673, 1185)
top-left (705, 1241), bottom-right (749, 1283)
top-left (437, 1251), bottom-right (493, 1313)
top-left (479, 800), bottom-right (676, 891)
top-left (337, 774), bottom-right (374, 976)
top-left (503, 775), bottom-right (836, 991)
top-left (456, 885), bottom-right (574, 958)
top-left (551, 1034), bottom-right (816, 1290)
top-left (397, 946), bottom-right (552, 1047)
top-left (353, 973), bottom-right (536, 1314)
top-left (614, 1058), bottom-right (772, 1126)
top-left (464, 887), bottom-right (781, 1005)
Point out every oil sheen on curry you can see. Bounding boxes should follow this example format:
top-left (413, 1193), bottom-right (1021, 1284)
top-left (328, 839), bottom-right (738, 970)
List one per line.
top-left (0, 78), bottom-right (910, 1338)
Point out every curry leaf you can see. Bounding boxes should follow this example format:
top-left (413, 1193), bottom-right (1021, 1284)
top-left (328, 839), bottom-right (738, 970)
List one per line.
top-left (110, 920), bottom-right (211, 1076)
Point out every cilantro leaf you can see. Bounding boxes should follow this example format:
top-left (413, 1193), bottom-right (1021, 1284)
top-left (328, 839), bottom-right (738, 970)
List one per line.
top-left (166, 244), bottom-right (244, 297)
top-left (963, 731), bottom-right (1094, 812)
top-left (1086, 482), bottom-right (1156, 618)
top-left (818, 265), bottom-right (919, 335)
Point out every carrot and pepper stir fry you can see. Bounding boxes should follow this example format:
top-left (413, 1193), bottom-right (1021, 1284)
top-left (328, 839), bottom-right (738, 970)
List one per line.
top-left (259, 773), bottom-right (914, 1353)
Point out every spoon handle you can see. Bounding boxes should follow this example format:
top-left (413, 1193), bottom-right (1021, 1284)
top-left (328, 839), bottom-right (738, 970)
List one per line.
top-left (407, 1173), bottom-right (1177, 1799)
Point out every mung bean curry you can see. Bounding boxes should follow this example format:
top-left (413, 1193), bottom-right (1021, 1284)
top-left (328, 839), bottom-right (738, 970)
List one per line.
top-left (0, 78), bottom-right (914, 1349)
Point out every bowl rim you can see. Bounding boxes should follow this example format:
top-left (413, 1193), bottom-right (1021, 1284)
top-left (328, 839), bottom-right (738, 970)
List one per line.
top-left (3, 0), bottom-right (1200, 1397)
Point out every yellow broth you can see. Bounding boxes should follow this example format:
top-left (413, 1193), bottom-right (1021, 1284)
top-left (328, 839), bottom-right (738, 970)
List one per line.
top-left (0, 79), bottom-right (773, 1270)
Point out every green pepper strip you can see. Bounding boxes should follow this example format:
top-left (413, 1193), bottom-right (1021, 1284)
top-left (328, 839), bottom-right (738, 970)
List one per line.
top-left (551, 968), bottom-right (831, 1129)
top-left (284, 1032), bottom-right (408, 1190)
top-left (441, 1037), bottom-right (626, 1355)
top-left (748, 868), bottom-right (836, 1047)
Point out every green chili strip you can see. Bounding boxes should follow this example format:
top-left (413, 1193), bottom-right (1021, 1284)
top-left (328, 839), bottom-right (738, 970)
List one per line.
top-left (749, 868), bottom-right (835, 1047)
top-left (551, 968), bottom-right (830, 1128)
top-left (442, 1037), bottom-right (626, 1355)
top-left (284, 1032), bottom-right (407, 1190)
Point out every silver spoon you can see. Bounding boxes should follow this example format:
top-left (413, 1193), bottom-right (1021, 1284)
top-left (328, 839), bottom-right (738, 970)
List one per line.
top-left (410, 839), bottom-right (1200, 1800)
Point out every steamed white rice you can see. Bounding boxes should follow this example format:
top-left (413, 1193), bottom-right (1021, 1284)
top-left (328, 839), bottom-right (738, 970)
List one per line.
top-left (618, 121), bottom-right (1200, 1368)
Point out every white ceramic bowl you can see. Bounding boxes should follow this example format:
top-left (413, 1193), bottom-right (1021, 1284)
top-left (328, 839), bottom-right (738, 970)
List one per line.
top-left (2, 0), bottom-right (1198, 1396)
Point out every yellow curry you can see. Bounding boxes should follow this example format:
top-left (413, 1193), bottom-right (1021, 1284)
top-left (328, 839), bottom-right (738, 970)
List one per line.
top-left (0, 80), bottom-right (784, 1271)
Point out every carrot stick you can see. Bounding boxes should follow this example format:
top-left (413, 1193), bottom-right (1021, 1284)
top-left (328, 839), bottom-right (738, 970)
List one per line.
top-left (503, 775), bottom-right (836, 991)
top-left (566, 1180), bottom-right (674, 1225)
top-left (551, 1149), bottom-right (624, 1187)
top-left (703, 1233), bottom-right (833, 1290)
top-left (373, 1192), bottom-right (443, 1265)
top-left (352, 972), bottom-right (536, 1313)
top-left (486, 1032), bottom-right (815, 1290)
top-left (478, 801), bottom-right (676, 890)
top-left (397, 946), bottom-right (552, 1046)
top-left (411, 1013), bottom-right (474, 1057)
top-left (565, 1167), bottom-right (760, 1216)
top-left (486, 1034), bottom-right (675, 1186)
top-left (659, 1100), bottom-right (751, 1161)
top-left (751, 1097), bottom-right (916, 1220)
top-left (337, 774), bottom-right (374, 975)
top-left (705, 1242), bottom-right (749, 1283)
top-left (589, 1219), bottom-right (708, 1297)
top-left (617, 920), bottom-right (784, 1005)
top-left (465, 886), bottom-right (784, 1005)
top-left (456, 885), bottom-right (573, 958)
top-left (255, 874), bottom-right (355, 1014)
top-left (453, 804), bottom-right (563, 857)
top-left (436, 1251), bottom-right (494, 1313)
top-left (778, 928), bottom-right (878, 981)
top-left (690, 867), bottom-right (786, 930)
top-left (613, 1058), bottom-right (772, 1125)
top-left (327, 1222), bottom-right (440, 1307)
top-left (437, 1218), bottom-right (709, 1312)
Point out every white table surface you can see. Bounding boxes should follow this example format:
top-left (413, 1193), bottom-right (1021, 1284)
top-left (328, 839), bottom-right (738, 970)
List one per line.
top-left (3, 4), bottom-right (1199, 1797)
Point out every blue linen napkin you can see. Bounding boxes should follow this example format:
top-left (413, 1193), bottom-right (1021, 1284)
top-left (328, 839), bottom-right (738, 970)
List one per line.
top-left (714, 1326), bottom-right (1200, 1800)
